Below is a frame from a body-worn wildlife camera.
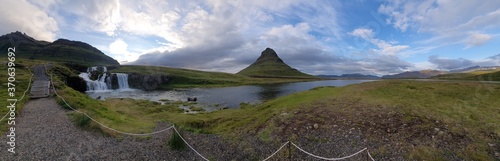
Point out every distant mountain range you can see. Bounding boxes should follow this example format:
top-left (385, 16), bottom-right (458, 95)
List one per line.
top-left (237, 48), bottom-right (313, 78)
top-left (0, 31), bottom-right (118, 66)
top-left (382, 70), bottom-right (446, 79)
top-left (448, 65), bottom-right (500, 73)
top-left (317, 73), bottom-right (380, 79)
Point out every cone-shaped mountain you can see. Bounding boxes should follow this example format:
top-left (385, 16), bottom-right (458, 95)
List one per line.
top-left (237, 48), bottom-right (313, 78)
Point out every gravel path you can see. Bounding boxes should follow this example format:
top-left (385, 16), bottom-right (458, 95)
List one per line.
top-left (0, 98), bottom-right (210, 160)
top-left (0, 98), bottom-right (293, 160)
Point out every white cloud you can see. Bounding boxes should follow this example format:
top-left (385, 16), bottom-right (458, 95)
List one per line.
top-left (350, 28), bottom-right (373, 40)
top-left (428, 55), bottom-right (500, 70)
top-left (465, 33), bottom-right (492, 48)
top-left (0, 0), bottom-right (58, 41)
top-left (379, 0), bottom-right (500, 47)
top-left (350, 28), bottom-right (409, 55)
top-left (109, 38), bottom-right (139, 63)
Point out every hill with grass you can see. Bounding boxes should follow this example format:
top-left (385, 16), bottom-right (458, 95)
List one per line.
top-left (0, 31), bottom-right (119, 66)
top-left (382, 70), bottom-right (446, 79)
top-left (237, 48), bottom-right (314, 78)
top-left (111, 65), bottom-right (321, 89)
top-left (318, 73), bottom-right (380, 79)
top-left (433, 68), bottom-right (500, 81)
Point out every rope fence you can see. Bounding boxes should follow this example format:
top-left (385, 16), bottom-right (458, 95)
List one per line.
top-left (44, 64), bottom-right (376, 161)
top-left (291, 142), bottom-right (369, 160)
top-left (0, 66), bottom-right (34, 122)
top-left (173, 126), bottom-right (210, 161)
top-left (262, 141), bottom-right (290, 161)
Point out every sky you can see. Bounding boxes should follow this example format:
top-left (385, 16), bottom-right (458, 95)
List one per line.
top-left (1, 0), bottom-right (500, 76)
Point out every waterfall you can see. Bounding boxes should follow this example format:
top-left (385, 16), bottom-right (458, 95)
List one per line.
top-left (115, 73), bottom-right (129, 89)
top-left (79, 66), bottom-right (131, 92)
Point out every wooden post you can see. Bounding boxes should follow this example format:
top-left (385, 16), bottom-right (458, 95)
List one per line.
top-left (288, 142), bottom-right (292, 161)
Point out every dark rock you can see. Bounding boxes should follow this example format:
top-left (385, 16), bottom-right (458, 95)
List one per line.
top-left (111, 74), bottom-right (119, 89)
top-left (66, 75), bottom-right (87, 93)
top-left (128, 73), bottom-right (170, 91)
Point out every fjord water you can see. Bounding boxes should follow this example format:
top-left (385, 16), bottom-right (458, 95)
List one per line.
top-left (86, 80), bottom-right (375, 110)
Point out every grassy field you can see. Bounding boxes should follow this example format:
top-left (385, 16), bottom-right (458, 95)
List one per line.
top-left (110, 65), bottom-right (321, 89)
top-left (46, 71), bottom-right (500, 160)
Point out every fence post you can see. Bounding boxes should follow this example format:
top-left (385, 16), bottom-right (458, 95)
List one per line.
top-left (366, 150), bottom-right (368, 161)
top-left (288, 141), bottom-right (292, 161)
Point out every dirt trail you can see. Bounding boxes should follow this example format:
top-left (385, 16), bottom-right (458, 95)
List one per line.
top-left (0, 98), bottom-right (206, 160)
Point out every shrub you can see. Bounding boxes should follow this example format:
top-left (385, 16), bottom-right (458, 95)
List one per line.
top-left (72, 113), bottom-right (91, 127)
top-left (168, 129), bottom-right (186, 151)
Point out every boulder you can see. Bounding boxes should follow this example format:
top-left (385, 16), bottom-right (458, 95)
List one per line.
top-left (66, 75), bottom-right (87, 93)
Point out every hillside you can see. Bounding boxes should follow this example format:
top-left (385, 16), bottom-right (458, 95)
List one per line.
top-left (433, 69), bottom-right (500, 81)
top-left (237, 48), bottom-right (314, 78)
top-left (382, 70), bottom-right (446, 79)
top-left (110, 65), bottom-right (322, 89)
top-left (0, 31), bottom-right (119, 66)
top-left (318, 73), bottom-right (380, 79)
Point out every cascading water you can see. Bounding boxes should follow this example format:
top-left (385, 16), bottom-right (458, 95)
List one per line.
top-left (115, 73), bottom-right (129, 89)
top-left (79, 66), bottom-right (131, 92)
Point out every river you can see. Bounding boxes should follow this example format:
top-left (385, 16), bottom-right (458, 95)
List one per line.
top-left (86, 80), bottom-right (376, 111)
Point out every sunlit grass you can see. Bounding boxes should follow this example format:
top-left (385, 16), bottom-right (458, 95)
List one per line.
top-left (0, 58), bottom-right (46, 133)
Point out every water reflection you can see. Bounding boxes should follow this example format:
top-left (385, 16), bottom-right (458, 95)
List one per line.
top-left (87, 80), bottom-right (376, 109)
top-left (257, 83), bottom-right (285, 101)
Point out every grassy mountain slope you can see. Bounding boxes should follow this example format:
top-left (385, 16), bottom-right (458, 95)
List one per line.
top-left (237, 48), bottom-right (314, 78)
top-left (0, 31), bottom-right (119, 66)
top-left (382, 70), bottom-right (446, 79)
top-left (433, 69), bottom-right (500, 81)
top-left (111, 65), bottom-right (322, 89)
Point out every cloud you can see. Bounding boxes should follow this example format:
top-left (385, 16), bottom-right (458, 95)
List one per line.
top-left (108, 38), bottom-right (140, 63)
top-left (378, 0), bottom-right (500, 47)
top-left (32, 0), bottom-right (412, 76)
top-left (350, 28), bottom-right (373, 40)
top-left (428, 55), bottom-right (500, 70)
top-left (465, 33), bottom-right (492, 48)
top-left (125, 1), bottom-right (344, 74)
top-left (428, 55), bottom-right (473, 70)
top-left (0, 0), bottom-right (58, 41)
top-left (350, 28), bottom-right (409, 55)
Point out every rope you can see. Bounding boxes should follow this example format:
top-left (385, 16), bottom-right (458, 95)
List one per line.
top-left (0, 66), bottom-right (34, 122)
top-left (40, 63), bottom-right (378, 161)
top-left (291, 142), bottom-right (367, 160)
top-left (367, 149), bottom-right (375, 161)
top-left (172, 126), bottom-right (209, 161)
top-left (262, 141), bottom-right (290, 161)
top-left (45, 64), bottom-right (175, 136)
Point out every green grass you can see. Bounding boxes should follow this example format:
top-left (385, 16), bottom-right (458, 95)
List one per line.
top-left (168, 128), bottom-right (186, 151)
top-left (236, 59), bottom-right (314, 78)
top-left (434, 69), bottom-right (500, 81)
top-left (110, 65), bottom-right (322, 89)
top-left (0, 34), bottom-right (119, 66)
top-left (0, 58), bottom-right (46, 133)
